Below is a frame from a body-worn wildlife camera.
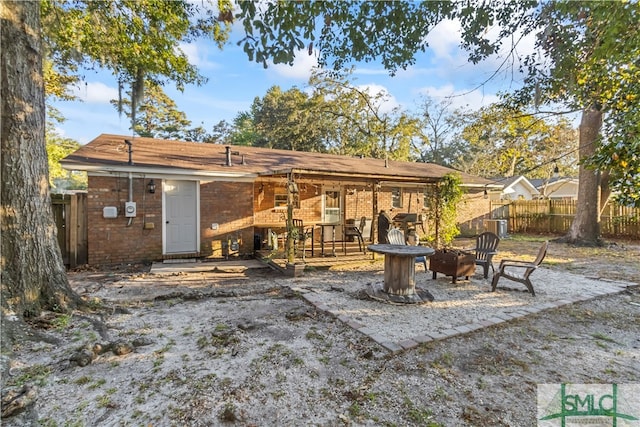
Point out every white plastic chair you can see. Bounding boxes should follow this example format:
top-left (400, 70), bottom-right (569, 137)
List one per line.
top-left (386, 228), bottom-right (428, 270)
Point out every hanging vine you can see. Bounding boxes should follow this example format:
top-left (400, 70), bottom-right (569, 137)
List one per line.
top-left (424, 173), bottom-right (464, 248)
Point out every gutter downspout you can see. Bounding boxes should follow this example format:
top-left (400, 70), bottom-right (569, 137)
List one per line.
top-left (125, 140), bottom-right (134, 226)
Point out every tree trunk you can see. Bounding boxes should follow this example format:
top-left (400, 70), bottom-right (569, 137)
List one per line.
top-left (562, 106), bottom-right (603, 245)
top-left (1, 1), bottom-right (80, 322)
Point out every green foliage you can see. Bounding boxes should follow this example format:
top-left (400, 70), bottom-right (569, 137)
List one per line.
top-left (309, 69), bottom-right (418, 160)
top-left (424, 173), bottom-right (463, 248)
top-left (228, 71), bottom-right (420, 159)
top-left (7, 364), bottom-right (51, 387)
top-left (46, 116), bottom-right (86, 190)
top-left (513, 1), bottom-right (640, 207)
top-left (42, 0), bottom-right (233, 90)
top-left (235, 2), bottom-right (536, 73)
top-left (457, 104), bottom-right (578, 179)
top-left (587, 64), bottom-right (640, 207)
top-left (111, 81), bottom-right (196, 140)
top-left (249, 86), bottom-right (326, 152)
top-left (415, 96), bottom-right (470, 167)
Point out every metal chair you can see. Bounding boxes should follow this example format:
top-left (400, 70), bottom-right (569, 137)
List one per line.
top-left (292, 219), bottom-right (314, 259)
top-left (387, 228), bottom-right (428, 270)
top-left (470, 231), bottom-right (501, 279)
top-left (344, 217), bottom-right (366, 253)
top-left (491, 241), bottom-right (548, 296)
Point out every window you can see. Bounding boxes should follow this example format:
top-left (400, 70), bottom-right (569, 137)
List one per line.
top-left (392, 187), bottom-right (403, 209)
top-left (274, 188), bottom-right (299, 209)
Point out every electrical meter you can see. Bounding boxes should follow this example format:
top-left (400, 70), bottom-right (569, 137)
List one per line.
top-left (124, 201), bottom-right (137, 217)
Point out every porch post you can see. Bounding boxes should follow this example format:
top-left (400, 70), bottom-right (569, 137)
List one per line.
top-left (286, 173), bottom-right (295, 263)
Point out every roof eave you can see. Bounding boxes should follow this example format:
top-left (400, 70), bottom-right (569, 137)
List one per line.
top-left (61, 162), bottom-right (258, 179)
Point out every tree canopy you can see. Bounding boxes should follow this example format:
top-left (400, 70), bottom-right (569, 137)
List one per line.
top-left (512, 0), bottom-right (640, 208)
top-left (234, 0), bottom-right (640, 243)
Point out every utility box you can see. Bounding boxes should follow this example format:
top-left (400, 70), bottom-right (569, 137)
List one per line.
top-left (124, 201), bottom-right (137, 217)
top-left (484, 219), bottom-right (507, 238)
top-left (103, 206), bottom-right (118, 219)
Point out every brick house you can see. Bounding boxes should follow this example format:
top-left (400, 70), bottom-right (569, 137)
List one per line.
top-left (62, 134), bottom-right (498, 265)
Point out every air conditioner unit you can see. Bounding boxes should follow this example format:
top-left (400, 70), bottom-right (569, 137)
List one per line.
top-left (484, 219), bottom-right (507, 238)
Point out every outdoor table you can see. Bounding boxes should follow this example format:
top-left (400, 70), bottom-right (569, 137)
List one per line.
top-left (367, 244), bottom-right (436, 304)
top-left (318, 223), bottom-right (339, 256)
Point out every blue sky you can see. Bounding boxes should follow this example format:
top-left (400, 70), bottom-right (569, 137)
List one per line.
top-left (51, 19), bottom-right (536, 144)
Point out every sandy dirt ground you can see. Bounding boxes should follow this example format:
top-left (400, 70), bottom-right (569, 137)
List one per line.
top-left (2, 237), bottom-right (640, 426)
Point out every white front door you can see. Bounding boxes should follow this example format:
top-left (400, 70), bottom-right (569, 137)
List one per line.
top-left (164, 180), bottom-right (199, 254)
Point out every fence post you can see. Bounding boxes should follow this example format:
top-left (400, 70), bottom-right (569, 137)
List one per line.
top-left (69, 194), bottom-right (78, 268)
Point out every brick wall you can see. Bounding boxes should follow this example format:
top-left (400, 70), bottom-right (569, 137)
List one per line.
top-left (457, 193), bottom-right (492, 236)
top-left (86, 176), bottom-right (491, 265)
top-left (200, 181), bottom-right (254, 258)
top-left (87, 175), bottom-right (162, 265)
top-left (87, 176), bottom-right (256, 265)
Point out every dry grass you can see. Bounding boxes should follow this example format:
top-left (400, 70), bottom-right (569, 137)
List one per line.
top-left (454, 233), bottom-right (640, 283)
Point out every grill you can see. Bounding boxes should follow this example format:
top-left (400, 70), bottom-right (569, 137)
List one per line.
top-left (392, 213), bottom-right (423, 234)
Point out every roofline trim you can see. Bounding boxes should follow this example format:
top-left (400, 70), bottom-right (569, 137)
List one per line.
top-left (62, 163), bottom-right (258, 179)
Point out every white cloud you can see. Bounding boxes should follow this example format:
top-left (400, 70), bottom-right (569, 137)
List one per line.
top-left (70, 82), bottom-right (119, 104)
top-left (353, 67), bottom-right (391, 76)
top-left (178, 42), bottom-right (221, 70)
top-left (355, 84), bottom-right (400, 115)
top-left (269, 49), bottom-right (319, 80)
top-left (53, 126), bottom-right (66, 137)
top-left (425, 19), bottom-right (463, 61)
top-left (416, 84), bottom-right (500, 112)
top-left (416, 17), bottom-right (535, 91)
top-left (179, 42), bottom-right (202, 66)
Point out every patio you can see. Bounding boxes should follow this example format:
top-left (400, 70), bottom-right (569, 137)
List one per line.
top-left (148, 252), bottom-right (633, 354)
top-left (295, 267), bottom-right (631, 353)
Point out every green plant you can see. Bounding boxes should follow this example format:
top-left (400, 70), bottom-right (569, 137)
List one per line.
top-left (51, 314), bottom-right (71, 330)
top-left (88, 378), bottom-right (106, 390)
top-left (424, 173), bottom-right (463, 248)
top-left (7, 364), bottom-right (51, 387)
top-left (219, 402), bottom-right (238, 422)
top-left (348, 402), bottom-right (362, 417)
top-left (75, 376), bottom-right (92, 385)
top-left (591, 332), bottom-right (617, 343)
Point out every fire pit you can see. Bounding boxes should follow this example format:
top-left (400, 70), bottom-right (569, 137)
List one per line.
top-left (429, 249), bottom-right (475, 284)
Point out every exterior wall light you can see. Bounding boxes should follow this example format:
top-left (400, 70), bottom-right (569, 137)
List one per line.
top-left (147, 179), bottom-right (156, 194)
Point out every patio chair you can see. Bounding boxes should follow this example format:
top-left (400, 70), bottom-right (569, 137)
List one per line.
top-left (292, 219), bottom-right (314, 259)
top-left (491, 241), bottom-right (548, 296)
top-left (387, 228), bottom-right (428, 271)
top-left (344, 217), bottom-right (366, 253)
top-left (469, 231), bottom-right (500, 279)
top-left (387, 228), bottom-right (405, 245)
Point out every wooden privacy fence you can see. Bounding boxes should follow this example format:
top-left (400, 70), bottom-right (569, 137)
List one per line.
top-left (490, 200), bottom-right (640, 239)
top-left (51, 192), bottom-right (88, 268)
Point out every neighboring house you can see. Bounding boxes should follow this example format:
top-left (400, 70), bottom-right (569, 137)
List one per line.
top-left (486, 176), bottom-right (539, 201)
top-left (61, 134), bottom-right (498, 265)
top-left (532, 177), bottom-right (579, 200)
